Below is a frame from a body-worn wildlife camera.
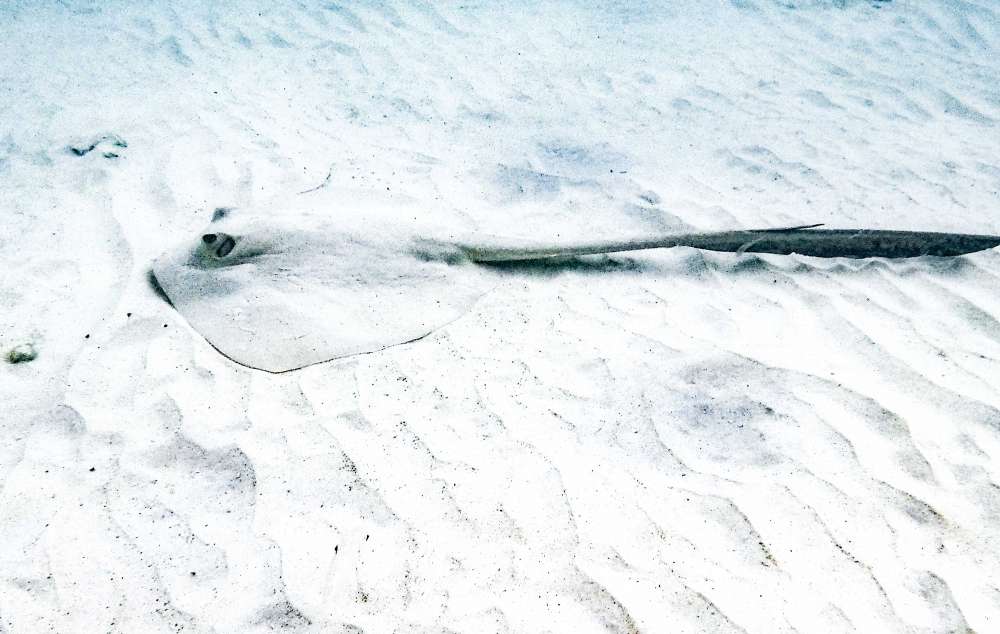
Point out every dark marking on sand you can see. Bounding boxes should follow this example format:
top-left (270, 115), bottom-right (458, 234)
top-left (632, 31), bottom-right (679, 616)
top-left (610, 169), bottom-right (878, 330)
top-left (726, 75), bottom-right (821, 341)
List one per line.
top-left (6, 343), bottom-right (37, 364)
top-left (68, 134), bottom-right (128, 158)
top-left (297, 164), bottom-right (335, 194)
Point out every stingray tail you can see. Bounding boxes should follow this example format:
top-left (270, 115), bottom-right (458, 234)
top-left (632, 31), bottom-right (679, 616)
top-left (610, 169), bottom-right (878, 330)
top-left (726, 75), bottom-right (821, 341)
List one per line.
top-left (464, 226), bottom-right (1000, 262)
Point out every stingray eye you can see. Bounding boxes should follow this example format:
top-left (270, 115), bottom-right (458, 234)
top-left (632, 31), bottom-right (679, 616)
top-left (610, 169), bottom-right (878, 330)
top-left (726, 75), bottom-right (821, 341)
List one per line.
top-left (201, 232), bottom-right (237, 258)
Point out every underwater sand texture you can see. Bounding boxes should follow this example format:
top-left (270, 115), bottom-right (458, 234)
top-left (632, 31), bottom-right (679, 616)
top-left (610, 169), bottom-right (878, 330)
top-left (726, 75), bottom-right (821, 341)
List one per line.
top-left (2, 1), bottom-right (1000, 632)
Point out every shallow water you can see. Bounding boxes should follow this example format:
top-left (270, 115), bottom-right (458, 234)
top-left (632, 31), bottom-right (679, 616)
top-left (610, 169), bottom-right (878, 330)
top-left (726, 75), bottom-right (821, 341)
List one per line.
top-left (2, 1), bottom-right (999, 631)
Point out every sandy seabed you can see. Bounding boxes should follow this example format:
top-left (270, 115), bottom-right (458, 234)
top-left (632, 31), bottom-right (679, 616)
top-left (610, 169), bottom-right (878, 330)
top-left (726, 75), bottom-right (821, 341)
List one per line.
top-left (2, 1), bottom-right (1000, 632)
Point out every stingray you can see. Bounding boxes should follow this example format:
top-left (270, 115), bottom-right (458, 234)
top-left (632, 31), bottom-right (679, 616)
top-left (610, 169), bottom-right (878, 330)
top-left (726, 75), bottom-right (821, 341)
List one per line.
top-left (152, 194), bottom-right (1000, 372)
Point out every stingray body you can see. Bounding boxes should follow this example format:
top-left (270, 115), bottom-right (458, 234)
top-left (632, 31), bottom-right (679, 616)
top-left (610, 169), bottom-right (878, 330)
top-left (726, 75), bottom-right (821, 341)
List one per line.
top-left (152, 196), bottom-right (493, 372)
top-left (152, 194), bottom-right (1000, 372)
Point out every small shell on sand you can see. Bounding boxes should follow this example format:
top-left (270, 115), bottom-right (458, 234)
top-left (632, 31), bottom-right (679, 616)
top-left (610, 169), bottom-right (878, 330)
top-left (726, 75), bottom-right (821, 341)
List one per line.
top-left (6, 343), bottom-right (37, 364)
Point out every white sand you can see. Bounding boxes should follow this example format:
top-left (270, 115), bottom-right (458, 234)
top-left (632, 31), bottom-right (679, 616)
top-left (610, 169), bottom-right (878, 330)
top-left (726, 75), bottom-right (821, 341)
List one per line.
top-left (2, 1), bottom-right (1000, 631)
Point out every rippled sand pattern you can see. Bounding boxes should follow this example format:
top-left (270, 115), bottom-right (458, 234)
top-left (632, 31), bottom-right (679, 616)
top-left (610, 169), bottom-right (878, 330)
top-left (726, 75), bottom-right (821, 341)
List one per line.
top-left (2, 1), bottom-right (1000, 631)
